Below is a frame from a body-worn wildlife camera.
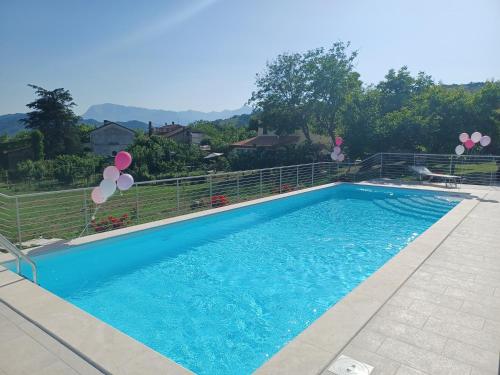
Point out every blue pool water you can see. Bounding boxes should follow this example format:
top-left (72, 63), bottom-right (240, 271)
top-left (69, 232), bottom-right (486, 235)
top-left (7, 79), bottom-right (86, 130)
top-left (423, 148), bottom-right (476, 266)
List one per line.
top-left (17, 184), bottom-right (460, 374)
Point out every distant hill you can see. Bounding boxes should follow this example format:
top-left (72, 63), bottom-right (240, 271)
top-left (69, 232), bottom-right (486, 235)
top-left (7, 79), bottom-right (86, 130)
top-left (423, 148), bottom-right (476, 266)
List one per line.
top-left (441, 82), bottom-right (486, 92)
top-left (82, 103), bottom-right (252, 125)
top-left (0, 113), bottom-right (26, 136)
top-left (0, 114), bottom-right (150, 136)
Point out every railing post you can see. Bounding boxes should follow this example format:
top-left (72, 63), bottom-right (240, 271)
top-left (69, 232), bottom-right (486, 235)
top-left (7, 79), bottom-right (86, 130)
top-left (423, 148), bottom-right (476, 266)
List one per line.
top-left (296, 166), bottom-right (299, 188)
top-left (311, 164), bottom-right (314, 186)
top-left (83, 188), bottom-right (89, 235)
top-left (176, 179), bottom-right (180, 210)
top-left (259, 170), bottom-right (263, 197)
top-left (209, 176), bottom-right (213, 207)
top-left (134, 183), bottom-right (140, 222)
top-left (236, 174), bottom-right (240, 201)
top-left (279, 167), bottom-right (282, 193)
top-left (15, 197), bottom-right (22, 246)
top-left (380, 153), bottom-right (383, 178)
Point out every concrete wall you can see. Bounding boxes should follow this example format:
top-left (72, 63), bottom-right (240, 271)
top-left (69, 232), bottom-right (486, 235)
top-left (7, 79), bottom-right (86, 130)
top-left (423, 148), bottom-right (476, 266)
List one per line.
top-left (90, 124), bottom-right (135, 157)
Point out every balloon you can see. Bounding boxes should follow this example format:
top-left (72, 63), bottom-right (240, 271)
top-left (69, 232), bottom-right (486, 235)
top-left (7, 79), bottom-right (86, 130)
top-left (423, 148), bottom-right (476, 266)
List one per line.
top-left (471, 131), bottom-right (482, 143)
top-left (117, 173), bottom-right (134, 191)
top-left (459, 133), bottom-right (469, 143)
top-left (455, 144), bottom-right (465, 155)
top-left (480, 135), bottom-right (491, 147)
top-left (330, 152), bottom-right (338, 161)
top-left (333, 146), bottom-right (341, 155)
top-left (335, 136), bottom-right (343, 146)
top-left (115, 151), bottom-right (132, 170)
top-left (91, 187), bottom-right (106, 204)
top-left (337, 153), bottom-right (345, 162)
top-left (464, 139), bottom-right (474, 150)
top-left (100, 179), bottom-right (117, 198)
top-left (103, 166), bottom-right (120, 181)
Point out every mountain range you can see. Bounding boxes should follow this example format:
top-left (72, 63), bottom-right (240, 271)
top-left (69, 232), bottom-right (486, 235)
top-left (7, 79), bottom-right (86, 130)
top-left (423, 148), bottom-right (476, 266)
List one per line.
top-left (82, 103), bottom-right (252, 125)
top-left (0, 104), bottom-right (253, 136)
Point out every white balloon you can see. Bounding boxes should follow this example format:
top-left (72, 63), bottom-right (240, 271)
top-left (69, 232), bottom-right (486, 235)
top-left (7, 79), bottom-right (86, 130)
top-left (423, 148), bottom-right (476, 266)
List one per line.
top-left (333, 146), bottom-right (341, 155)
top-left (455, 144), bottom-right (465, 155)
top-left (330, 152), bottom-right (338, 161)
top-left (471, 131), bottom-right (482, 143)
top-left (117, 174), bottom-right (134, 191)
top-left (459, 133), bottom-right (469, 143)
top-left (480, 135), bottom-right (491, 147)
top-left (100, 179), bottom-right (117, 198)
top-left (103, 166), bottom-right (120, 181)
top-left (337, 153), bottom-right (345, 162)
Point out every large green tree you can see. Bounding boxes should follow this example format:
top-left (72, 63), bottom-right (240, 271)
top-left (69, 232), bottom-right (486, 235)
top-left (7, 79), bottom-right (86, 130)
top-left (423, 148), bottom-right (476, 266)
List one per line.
top-left (249, 52), bottom-right (313, 142)
top-left (22, 85), bottom-right (82, 158)
top-left (308, 42), bottom-right (362, 146)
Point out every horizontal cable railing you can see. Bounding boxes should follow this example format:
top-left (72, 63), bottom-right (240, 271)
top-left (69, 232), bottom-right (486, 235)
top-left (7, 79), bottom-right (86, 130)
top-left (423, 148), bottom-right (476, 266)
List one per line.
top-left (0, 153), bottom-right (498, 245)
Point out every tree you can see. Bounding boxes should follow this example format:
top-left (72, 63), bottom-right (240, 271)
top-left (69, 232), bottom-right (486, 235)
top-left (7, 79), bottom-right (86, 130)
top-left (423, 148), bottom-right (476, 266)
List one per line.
top-left (249, 52), bottom-right (313, 142)
top-left (30, 130), bottom-right (44, 160)
top-left (307, 42), bottom-right (362, 146)
top-left (22, 85), bottom-right (82, 157)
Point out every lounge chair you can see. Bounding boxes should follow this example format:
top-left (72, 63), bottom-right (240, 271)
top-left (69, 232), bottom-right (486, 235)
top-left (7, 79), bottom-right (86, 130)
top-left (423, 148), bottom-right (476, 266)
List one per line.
top-left (409, 166), bottom-right (461, 188)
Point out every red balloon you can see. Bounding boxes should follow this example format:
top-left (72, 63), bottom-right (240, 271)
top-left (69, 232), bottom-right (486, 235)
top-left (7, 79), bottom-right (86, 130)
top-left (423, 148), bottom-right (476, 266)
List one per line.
top-left (464, 139), bottom-right (474, 150)
top-left (115, 151), bottom-right (132, 170)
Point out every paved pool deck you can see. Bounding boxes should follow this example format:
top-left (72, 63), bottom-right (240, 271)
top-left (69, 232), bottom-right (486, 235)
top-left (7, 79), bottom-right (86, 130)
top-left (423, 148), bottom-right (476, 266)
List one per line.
top-left (1, 182), bottom-right (499, 374)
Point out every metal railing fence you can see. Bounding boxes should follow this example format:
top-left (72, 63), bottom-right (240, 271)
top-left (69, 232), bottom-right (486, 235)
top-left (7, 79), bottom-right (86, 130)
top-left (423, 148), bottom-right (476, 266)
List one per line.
top-left (0, 153), bottom-right (498, 245)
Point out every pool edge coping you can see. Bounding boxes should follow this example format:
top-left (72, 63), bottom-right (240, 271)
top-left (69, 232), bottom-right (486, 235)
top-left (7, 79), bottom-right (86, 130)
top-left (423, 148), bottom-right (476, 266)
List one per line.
top-left (0, 182), bottom-right (488, 374)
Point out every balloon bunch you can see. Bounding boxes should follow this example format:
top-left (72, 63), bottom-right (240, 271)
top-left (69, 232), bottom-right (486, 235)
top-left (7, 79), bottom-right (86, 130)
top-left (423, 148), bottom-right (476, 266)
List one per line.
top-left (330, 136), bottom-right (345, 162)
top-left (455, 132), bottom-right (491, 156)
top-left (91, 151), bottom-right (134, 205)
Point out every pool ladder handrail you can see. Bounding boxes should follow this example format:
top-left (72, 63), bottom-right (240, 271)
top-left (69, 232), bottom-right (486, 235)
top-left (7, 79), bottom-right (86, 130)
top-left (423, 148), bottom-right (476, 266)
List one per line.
top-left (0, 233), bottom-right (37, 284)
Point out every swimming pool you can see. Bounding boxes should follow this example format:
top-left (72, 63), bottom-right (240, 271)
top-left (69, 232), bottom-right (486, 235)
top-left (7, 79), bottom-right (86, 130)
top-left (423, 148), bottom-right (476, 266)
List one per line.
top-left (16, 184), bottom-right (460, 374)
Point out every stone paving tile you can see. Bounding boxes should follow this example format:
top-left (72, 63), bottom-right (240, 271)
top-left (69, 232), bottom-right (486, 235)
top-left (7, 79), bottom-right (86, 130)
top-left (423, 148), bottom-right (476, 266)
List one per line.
top-left (395, 365), bottom-right (427, 375)
top-left (376, 304), bottom-right (429, 328)
top-left (423, 316), bottom-right (500, 352)
top-left (366, 316), bottom-right (447, 353)
top-left (396, 285), bottom-right (464, 310)
top-left (430, 274), bottom-right (496, 296)
top-left (443, 339), bottom-right (499, 373)
top-left (387, 294), bottom-right (414, 309)
top-left (461, 299), bottom-right (500, 323)
top-left (348, 329), bottom-right (386, 353)
top-left (428, 304), bottom-right (485, 330)
top-left (445, 286), bottom-right (500, 308)
top-left (471, 365), bottom-right (499, 375)
top-left (377, 338), bottom-right (471, 375)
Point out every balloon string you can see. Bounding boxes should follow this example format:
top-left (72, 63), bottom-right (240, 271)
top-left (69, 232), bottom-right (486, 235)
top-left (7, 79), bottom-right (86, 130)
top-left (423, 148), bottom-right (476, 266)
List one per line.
top-left (78, 205), bottom-right (101, 238)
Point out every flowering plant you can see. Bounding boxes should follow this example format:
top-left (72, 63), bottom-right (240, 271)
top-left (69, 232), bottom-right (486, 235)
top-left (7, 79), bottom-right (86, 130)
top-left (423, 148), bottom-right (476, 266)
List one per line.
top-left (210, 195), bottom-right (229, 207)
top-left (90, 213), bottom-right (130, 232)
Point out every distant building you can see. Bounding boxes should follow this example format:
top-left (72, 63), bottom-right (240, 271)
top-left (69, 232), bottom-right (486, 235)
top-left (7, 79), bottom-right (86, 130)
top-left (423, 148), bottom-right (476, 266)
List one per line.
top-left (90, 121), bottom-right (136, 157)
top-left (231, 128), bottom-right (299, 151)
top-left (155, 122), bottom-right (205, 145)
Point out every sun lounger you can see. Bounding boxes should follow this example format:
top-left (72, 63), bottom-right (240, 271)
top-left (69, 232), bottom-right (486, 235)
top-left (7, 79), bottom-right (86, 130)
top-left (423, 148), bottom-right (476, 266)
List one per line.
top-left (409, 166), bottom-right (461, 188)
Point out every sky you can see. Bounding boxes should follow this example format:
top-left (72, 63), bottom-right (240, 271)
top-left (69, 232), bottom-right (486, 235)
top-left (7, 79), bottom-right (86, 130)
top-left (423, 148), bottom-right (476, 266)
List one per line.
top-left (0, 0), bottom-right (499, 115)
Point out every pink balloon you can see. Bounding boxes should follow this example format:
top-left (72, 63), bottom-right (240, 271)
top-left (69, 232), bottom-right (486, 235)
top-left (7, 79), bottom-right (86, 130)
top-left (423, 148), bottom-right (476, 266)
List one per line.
top-left (117, 174), bottom-right (134, 191)
top-left (91, 187), bottom-right (106, 204)
top-left (459, 133), bottom-right (469, 143)
top-left (337, 153), bottom-right (345, 162)
top-left (103, 166), bottom-right (120, 181)
top-left (335, 136), bottom-right (343, 146)
top-left (464, 139), bottom-right (474, 150)
top-left (115, 151), bottom-right (132, 171)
